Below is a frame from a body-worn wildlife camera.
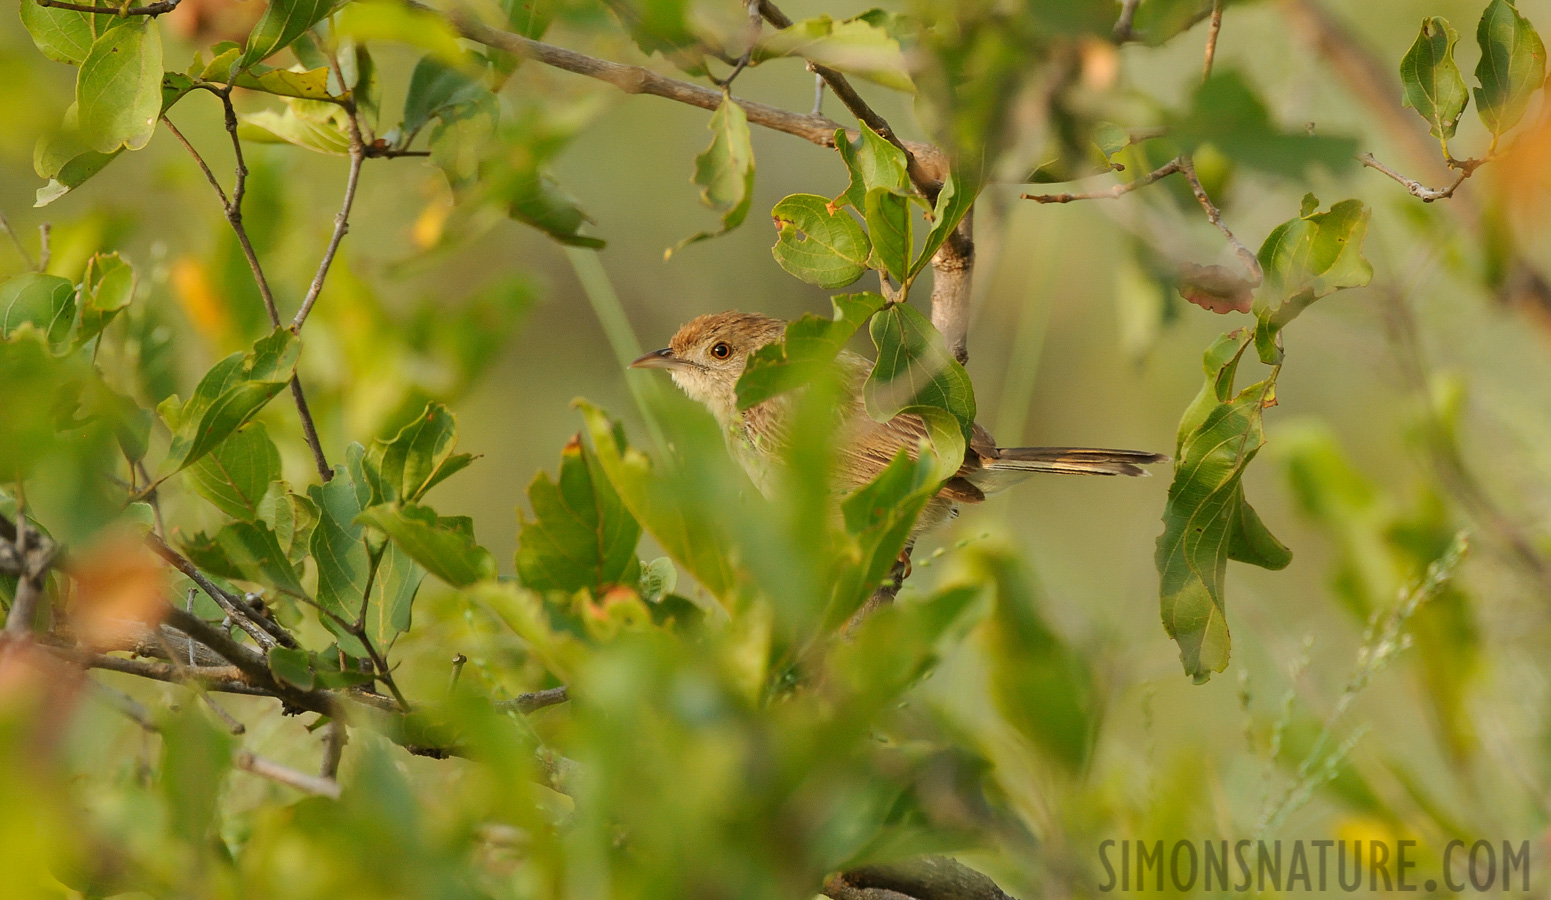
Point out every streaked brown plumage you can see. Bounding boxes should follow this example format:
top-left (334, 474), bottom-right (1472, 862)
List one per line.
top-left (632, 311), bottom-right (1166, 538)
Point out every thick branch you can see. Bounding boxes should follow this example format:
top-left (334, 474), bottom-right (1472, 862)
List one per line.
top-left (495, 686), bottom-right (570, 715)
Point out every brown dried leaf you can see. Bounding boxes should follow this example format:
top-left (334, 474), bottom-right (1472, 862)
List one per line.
top-left (1178, 262), bottom-right (1255, 314)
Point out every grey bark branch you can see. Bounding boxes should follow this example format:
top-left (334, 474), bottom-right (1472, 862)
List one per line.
top-left (235, 750), bottom-right (343, 798)
top-left (1357, 152), bottom-right (1477, 202)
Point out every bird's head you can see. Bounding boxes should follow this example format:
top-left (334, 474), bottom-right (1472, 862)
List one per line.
top-left (631, 311), bottom-right (786, 423)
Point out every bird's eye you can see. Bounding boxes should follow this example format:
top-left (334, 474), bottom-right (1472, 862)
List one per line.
top-left (710, 342), bottom-right (732, 360)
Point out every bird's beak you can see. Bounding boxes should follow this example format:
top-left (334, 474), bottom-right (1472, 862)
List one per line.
top-left (630, 348), bottom-right (684, 370)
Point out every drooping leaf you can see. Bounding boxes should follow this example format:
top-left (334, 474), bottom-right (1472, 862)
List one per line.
top-left (1253, 195), bottom-right (1373, 364)
top-left (1172, 71), bottom-right (1357, 178)
top-left (864, 303), bottom-right (976, 482)
top-left (357, 503), bottom-right (497, 588)
top-left (0, 273), bottom-right (76, 349)
top-left (236, 0), bottom-right (340, 72)
top-left (670, 93), bottom-right (755, 254)
top-left (76, 251), bottom-right (135, 347)
top-left (239, 99), bottom-right (353, 155)
top-left (188, 423), bottom-right (281, 521)
top-left (76, 18), bottom-right (162, 154)
top-left (516, 435), bottom-right (642, 594)
top-left (1156, 331), bottom-right (1290, 683)
top-left (1400, 17), bottom-right (1470, 142)
top-left (754, 15), bottom-right (914, 92)
top-left (157, 328), bottom-right (299, 476)
top-left (602, 0), bottom-right (707, 76)
top-left (835, 124), bottom-right (909, 212)
top-left (770, 194), bottom-right (871, 289)
top-left (362, 402), bottom-right (476, 505)
top-left (864, 186), bottom-right (912, 285)
top-left (736, 292), bottom-right (888, 410)
top-left (159, 706), bottom-right (234, 843)
top-left (910, 172), bottom-right (975, 279)
top-left (34, 76), bottom-right (192, 207)
top-left (1473, 0), bottom-right (1546, 136)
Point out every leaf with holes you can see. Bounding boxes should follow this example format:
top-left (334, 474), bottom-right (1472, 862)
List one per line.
top-left (516, 436), bottom-right (642, 594)
top-left (770, 194), bottom-right (871, 289)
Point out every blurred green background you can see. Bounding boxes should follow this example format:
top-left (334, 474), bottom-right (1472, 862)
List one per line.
top-left (4, 0), bottom-right (1551, 895)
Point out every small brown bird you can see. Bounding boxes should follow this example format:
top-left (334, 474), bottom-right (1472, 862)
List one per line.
top-left (632, 311), bottom-right (1166, 539)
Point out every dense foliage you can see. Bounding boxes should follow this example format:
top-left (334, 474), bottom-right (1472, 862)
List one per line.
top-left (1, 0), bottom-right (1548, 897)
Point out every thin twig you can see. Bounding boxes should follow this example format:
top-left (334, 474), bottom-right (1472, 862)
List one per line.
top-left (145, 532), bottom-right (281, 651)
top-left (37, 225), bottom-right (50, 272)
top-left (0, 208), bottom-right (38, 272)
top-left (34, 0), bottom-right (179, 14)
top-left (1178, 155), bottom-right (1262, 285)
top-left (810, 69), bottom-right (826, 116)
top-left (234, 750), bottom-right (342, 799)
top-left (1022, 158), bottom-right (1183, 202)
top-left (289, 114), bottom-right (365, 331)
top-left (1202, 0), bottom-right (1226, 80)
top-left (88, 678), bottom-right (159, 732)
top-left (711, 0), bottom-right (763, 89)
top-left (1357, 152), bottom-right (1476, 202)
top-left (161, 116), bottom-right (229, 208)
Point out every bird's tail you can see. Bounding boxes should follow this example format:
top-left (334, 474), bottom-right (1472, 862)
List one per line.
top-left (985, 446), bottom-right (1169, 477)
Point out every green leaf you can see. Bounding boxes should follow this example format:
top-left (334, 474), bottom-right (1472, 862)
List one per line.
top-left (362, 402), bottom-right (476, 505)
top-left (516, 435), bottom-right (642, 594)
top-left (401, 56), bottom-right (487, 136)
top-left (1253, 195), bottom-right (1373, 364)
top-left (158, 328), bottom-right (299, 476)
top-left (1155, 332), bottom-right (1289, 683)
top-left (754, 14), bottom-right (914, 92)
top-left (1173, 71), bottom-right (1357, 178)
top-left (258, 480), bottom-right (318, 564)
top-left (910, 172), bottom-right (975, 279)
top-left (333, 0), bottom-right (470, 70)
top-left (75, 251), bottom-right (135, 347)
top-left (770, 194), bottom-right (871, 289)
top-left (827, 450), bottom-right (937, 628)
top-left (0, 273), bottom-right (76, 349)
top-left (237, 0), bottom-right (340, 72)
top-left (670, 93), bottom-right (755, 254)
top-left (864, 186), bottom-right (912, 285)
top-left (183, 519), bottom-right (306, 597)
top-left (267, 646), bottom-right (315, 690)
top-left (1473, 0), bottom-right (1546, 136)
top-left (835, 124), bottom-right (908, 211)
top-left (306, 460), bottom-right (426, 649)
top-left (159, 706), bottom-right (234, 843)
top-left (357, 503), bottom-right (497, 588)
top-left (76, 18), bottom-right (162, 154)
top-left (34, 76), bottom-right (191, 206)
top-left (239, 99), bottom-right (353, 155)
top-left (19, 0), bottom-right (112, 65)
top-left (188, 423), bottom-right (281, 521)
top-left (505, 170), bottom-right (607, 248)
top-left (973, 548), bottom-right (1097, 772)
top-left (1400, 17), bottom-right (1470, 143)
top-left (577, 401), bottom-right (740, 603)
top-left (736, 292), bottom-right (888, 410)
top-left (864, 303), bottom-right (976, 481)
